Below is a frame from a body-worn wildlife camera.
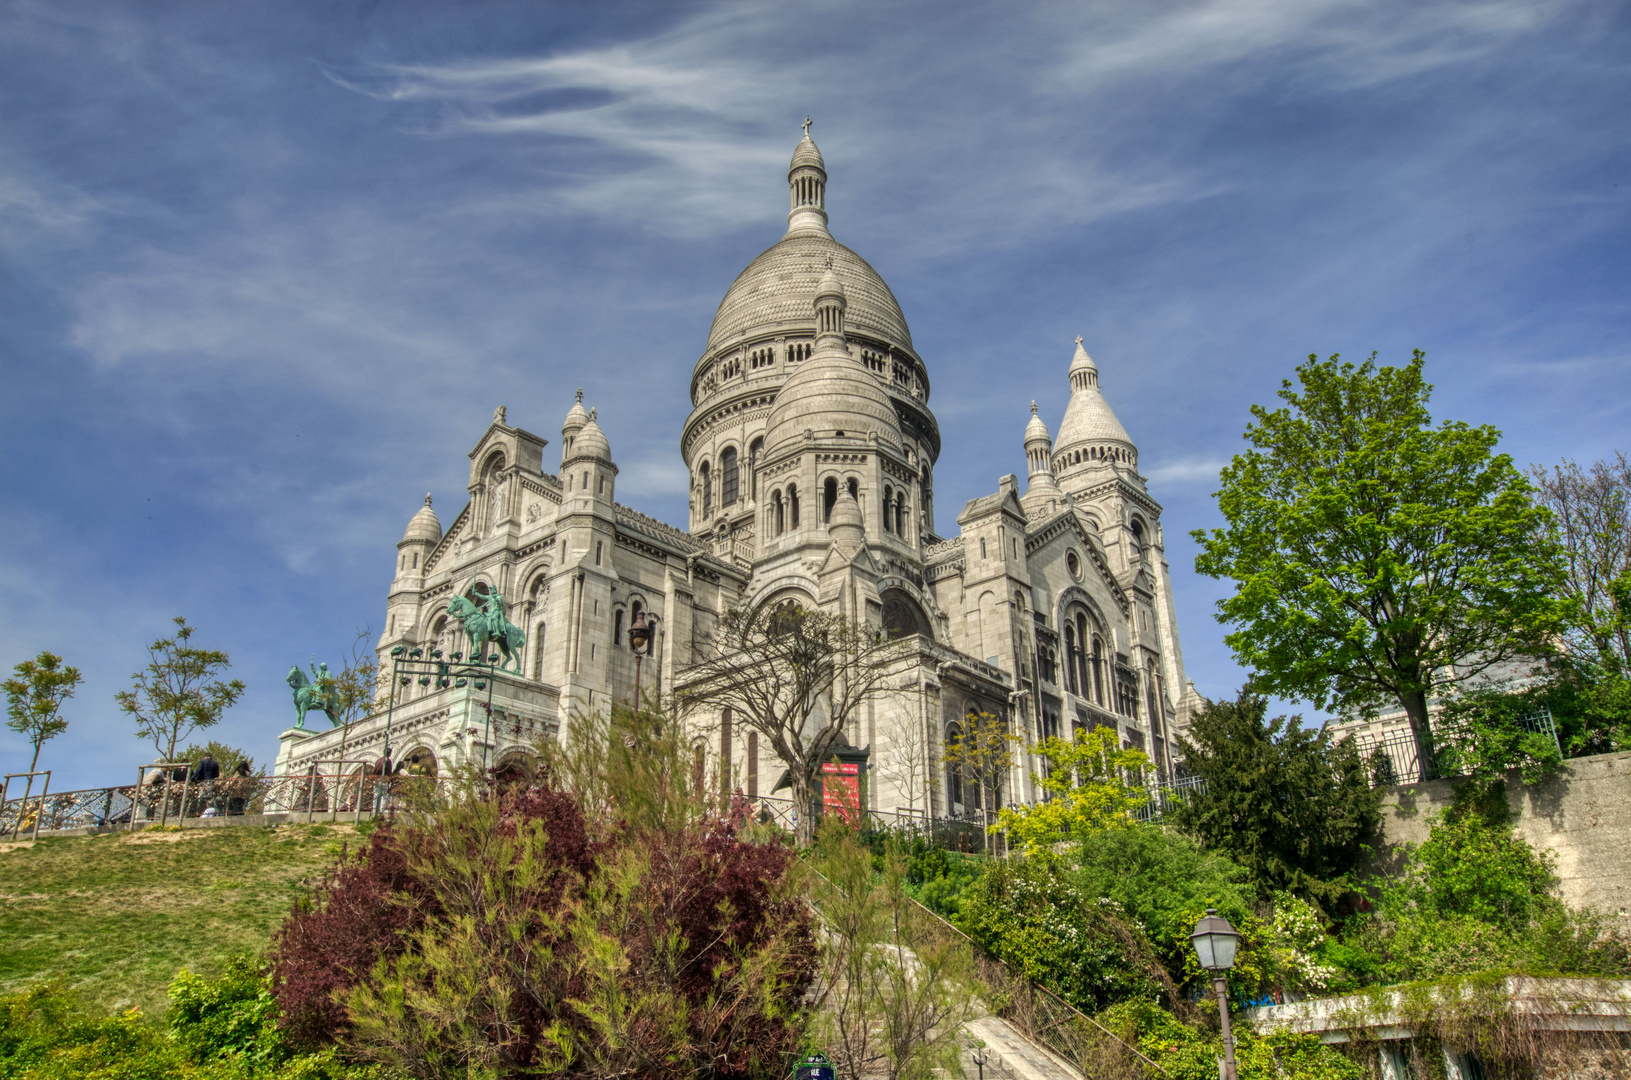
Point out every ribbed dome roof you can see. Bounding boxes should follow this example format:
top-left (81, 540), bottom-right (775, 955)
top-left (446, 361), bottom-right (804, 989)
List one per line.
top-left (705, 234), bottom-right (913, 352)
top-left (570, 410), bottom-right (611, 462)
top-left (562, 388), bottom-right (588, 433)
top-left (1024, 401), bottom-right (1051, 445)
top-left (765, 349), bottom-right (901, 452)
top-left (790, 134), bottom-right (825, 171)
top-left (402, 494), bottom-right (442, 544)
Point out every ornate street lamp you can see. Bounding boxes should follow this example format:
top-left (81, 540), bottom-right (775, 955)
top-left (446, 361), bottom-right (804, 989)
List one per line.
top-left (627, 610), bottom-right (657, 708)
top-left (1191, 908), bottom-right (1241, 1080)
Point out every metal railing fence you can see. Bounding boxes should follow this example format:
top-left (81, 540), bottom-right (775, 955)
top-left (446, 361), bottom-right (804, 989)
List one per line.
top-left (0, 770), bottom-right (452, 837)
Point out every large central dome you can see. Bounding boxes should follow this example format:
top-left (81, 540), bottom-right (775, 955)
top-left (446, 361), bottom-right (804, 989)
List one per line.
top-left (705, 234), bottom-right (913, 352)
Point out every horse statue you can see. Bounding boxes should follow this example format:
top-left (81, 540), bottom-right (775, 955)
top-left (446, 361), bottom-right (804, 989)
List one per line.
top-left (448, 588), bottom-right (526, 673)
top-left (287, 659), bottom-right (342, 729)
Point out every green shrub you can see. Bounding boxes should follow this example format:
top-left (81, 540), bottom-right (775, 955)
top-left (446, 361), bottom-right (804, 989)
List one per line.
top-left (0, 968), bottom-right (379, 1080)
top-left (903, 846), bottom-right (984, 921)
top-left (1097, 1000), bottom-right (1364, 1080)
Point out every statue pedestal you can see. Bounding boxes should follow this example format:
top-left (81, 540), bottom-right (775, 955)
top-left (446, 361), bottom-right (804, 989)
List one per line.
top-left (273, 727), bottom-right (321, 775)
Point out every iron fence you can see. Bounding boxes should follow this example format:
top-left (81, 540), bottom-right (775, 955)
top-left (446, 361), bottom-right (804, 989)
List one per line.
top-left (0, 771), bottom-right (452, 837)
top-left (1343, 709), bottom-right (1561, 786)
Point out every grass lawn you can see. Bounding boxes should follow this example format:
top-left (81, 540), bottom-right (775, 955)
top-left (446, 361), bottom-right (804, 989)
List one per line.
top-left (0, 822), bottom-right (355, 1019)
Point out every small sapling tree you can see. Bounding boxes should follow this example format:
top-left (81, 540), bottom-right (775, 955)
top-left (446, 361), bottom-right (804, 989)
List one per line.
top-left (116, 617), bottom-right (245, 763)
top-left (4, 651), bottom-right (82, 795)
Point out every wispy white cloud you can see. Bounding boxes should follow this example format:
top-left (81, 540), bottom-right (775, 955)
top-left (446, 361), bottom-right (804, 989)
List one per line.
top-left (1143, 457), bottom-right (1226, 487)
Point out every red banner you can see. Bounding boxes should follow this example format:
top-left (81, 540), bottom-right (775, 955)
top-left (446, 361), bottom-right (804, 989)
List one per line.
top-left (821, 761), bottom-right (861, 825)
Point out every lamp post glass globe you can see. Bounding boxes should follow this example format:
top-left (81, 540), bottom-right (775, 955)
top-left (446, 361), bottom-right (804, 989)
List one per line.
top-left (1191, 908), bottom-right (1240, 971)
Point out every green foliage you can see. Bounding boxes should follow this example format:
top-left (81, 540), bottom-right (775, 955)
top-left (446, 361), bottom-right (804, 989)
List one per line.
top-left (1339, 798), bottom-right (1631, 984)
top-left (954, 857), bottom-right (1178, 1013)
top-left (1097, 1000), bottom-right (1364, 1080)
top-left (116, 617), bottom-right (247, 762)
top-left (1434, 687), bottom-right (1566, 784)
top-left (995, 727), bottom-right (1151, 854)
top-left (900, 844), bottom-right (985, 923)
top-left (1193, 351), bottom-right (1563, 760)
top-left (1172, 690), bottom-right (1381, 900)
top-left (808, 827), bottom-right (978, 1080)
top-left (4, 651), bottom-right (82, 773)
top-left (180, 741), bottom-right (258, 777)
top-left (1066, 823), bottom-right (1255, 982)
top-left (1386, 803), bottom-right (1557, 929)
top-left (0, 970), bottom-right (377, 1080)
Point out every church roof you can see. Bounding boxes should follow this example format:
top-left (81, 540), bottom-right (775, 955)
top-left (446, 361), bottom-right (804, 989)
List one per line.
top-left (764, 274), bottom-right (901, 451)
top-left (570, 409), bottom-right (611, 462)
top-left (790, 133), bottom-right (825, 171)
top-left (402, 494), bottom-right (442, 544)
top-left (1056, 341), bottom-right (1132, 449)
top-left (705, 233), bottom-right (913, 353)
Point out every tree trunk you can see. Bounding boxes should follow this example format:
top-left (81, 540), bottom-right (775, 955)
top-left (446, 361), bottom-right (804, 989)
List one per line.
top-left (791, 769), bottom-right (818, 847)
top-left (1400, 688), bottom-right (1436, 780)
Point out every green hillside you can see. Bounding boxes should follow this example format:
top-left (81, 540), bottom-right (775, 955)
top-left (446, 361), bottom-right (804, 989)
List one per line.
top-left (0, 823), bottom-right (352, 1019)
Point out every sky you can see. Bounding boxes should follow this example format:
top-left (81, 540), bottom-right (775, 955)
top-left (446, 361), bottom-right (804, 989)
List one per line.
top-left (2, 0), bottom-right (1628, 790)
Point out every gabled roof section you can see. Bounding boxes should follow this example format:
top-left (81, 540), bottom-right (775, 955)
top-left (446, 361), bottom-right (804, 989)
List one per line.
top-left (1023, 506), bottom-right (1130, 616)
top-left (956, 485), bottom-right (1027, 527)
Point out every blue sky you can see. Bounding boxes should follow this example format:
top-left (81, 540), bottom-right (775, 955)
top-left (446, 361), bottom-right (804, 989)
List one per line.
top-left (2, 0), bottom-right (1628, 789)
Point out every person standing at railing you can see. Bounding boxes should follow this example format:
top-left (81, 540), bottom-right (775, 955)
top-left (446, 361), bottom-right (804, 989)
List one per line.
top-left (226, 759), bottom-right (253, 816)
top-left (189, 753), bottom-right (221, 817)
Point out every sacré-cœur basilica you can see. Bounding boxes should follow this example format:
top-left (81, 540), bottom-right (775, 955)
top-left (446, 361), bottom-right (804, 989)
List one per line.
top-left (275, 128), bottom-right (1202, 823)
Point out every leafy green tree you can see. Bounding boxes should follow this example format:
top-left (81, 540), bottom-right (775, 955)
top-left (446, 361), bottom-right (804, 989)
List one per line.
top-left (995, 726), bottom-right (1150, 854)
top-left (1172, 690), bottom-right (1380, 900)
top-left (178, 740), bottom-right (256, 777)
top-left (3, 651), bottom-right (82, 773)
top-left (1194, 351), bottom-right (1562, 768)
top-left (115, 617), bottom-right (246, 763)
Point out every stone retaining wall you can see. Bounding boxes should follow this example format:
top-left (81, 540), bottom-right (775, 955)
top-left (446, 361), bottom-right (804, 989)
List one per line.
top-left (1376, 750), bottom-right (1631, 916)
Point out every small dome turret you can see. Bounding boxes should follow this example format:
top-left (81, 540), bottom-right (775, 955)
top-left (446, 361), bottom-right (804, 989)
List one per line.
top-left (560, 388), bottom-right (589, 466)
top-left (402, 494), bottom-right (442, 544)
top-left (570, 407), bottom-right (612, 463)
top-left (1024, 400), bottom-right (1051, 447)
top-left (765, 269), bottom-right (901, 452)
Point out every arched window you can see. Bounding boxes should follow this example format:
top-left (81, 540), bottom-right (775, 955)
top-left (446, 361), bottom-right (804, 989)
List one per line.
top-left (749, 438), bottom-right (763, 499)
top-left (846, 477), bottom-right (859, 501)
top-left (532, 623), bottom-right (546, 679)
top-left (882, 486), bottom-right (894, 533)
top-left (1129, 518), bottom-right (1145, 561)
top-left (788, 484), bottom-right (800, 528)
top-left (1091, 635), bottom-right (1106, 705)
top-left (773, 490), bottom-right (785, 536)
top-left (1075, 614), bottom-right (1090, 695)
top-left (895, 493), bottom-right (906, 537)
top-left (700, 461), bottom-right (712, 517)
top-left (945, 720), bottom-right (964, 809)
top-left (1063, 625), bottom-right (1079, 695)
top-left (613, 608), bottom-right (624, 647)
top-left (721, 447), bottom-right (739, 507)
top-left (823, 477), bottom-right (838, 523)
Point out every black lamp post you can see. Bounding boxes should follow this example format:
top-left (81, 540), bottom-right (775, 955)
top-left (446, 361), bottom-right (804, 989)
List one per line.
top-left (627, 611), bottom-right (656, 708)
top-left (1191, 908), bottom-right (1241, 1080)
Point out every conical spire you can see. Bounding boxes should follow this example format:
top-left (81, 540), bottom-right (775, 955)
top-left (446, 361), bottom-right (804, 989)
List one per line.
top-left (1021, 402), bottom-right (1064, 515)
top-left (402, 493), bottom-right (442, 544)
top-left (1068, 336), bottom-right (1099, 391)
top-left (1055, 337), bottom-right (1135, 476)
top-left (786, 118), bottom-right (829, 236)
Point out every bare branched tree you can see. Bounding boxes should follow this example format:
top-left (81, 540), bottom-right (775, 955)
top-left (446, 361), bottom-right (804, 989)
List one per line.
top-left (676, 603), bottom-right (913, 846)
top-left (940, 710), bottom-right (1014, 854)
top-left (331, 628), bottom-right (380, 765)
top-left (876, 708), bottom-right (933, 822)
top-left (1532, 453), bottom-right (1631, 674)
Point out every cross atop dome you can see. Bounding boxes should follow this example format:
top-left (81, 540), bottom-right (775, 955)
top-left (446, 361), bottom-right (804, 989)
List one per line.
top-left (802, 116), bottom-right (812, 137)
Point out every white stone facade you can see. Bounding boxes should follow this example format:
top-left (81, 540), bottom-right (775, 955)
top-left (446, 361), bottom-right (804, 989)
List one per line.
top-left (275, 131), bottom-right (1201, 821)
